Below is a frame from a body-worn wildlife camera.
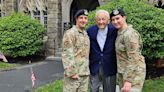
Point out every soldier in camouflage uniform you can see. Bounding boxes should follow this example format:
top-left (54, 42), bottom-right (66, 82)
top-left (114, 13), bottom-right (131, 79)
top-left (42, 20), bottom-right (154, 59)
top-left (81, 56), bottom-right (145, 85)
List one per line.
top-left (110, 9), bottom-right (146, 92)
top-left (62, 9), bottom-right (90, 92)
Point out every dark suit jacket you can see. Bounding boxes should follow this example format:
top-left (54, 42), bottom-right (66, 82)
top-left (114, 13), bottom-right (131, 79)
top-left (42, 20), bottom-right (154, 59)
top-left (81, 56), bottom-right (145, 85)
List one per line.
top-left (87, 23), bottom-right (117, 77)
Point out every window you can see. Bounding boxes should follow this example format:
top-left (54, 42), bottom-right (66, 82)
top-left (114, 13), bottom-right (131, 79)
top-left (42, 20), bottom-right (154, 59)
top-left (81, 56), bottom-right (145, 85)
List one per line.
top-left (19, 0), bottom-right (48, 33)
top-left (0, 0), bottom-right (5, 18)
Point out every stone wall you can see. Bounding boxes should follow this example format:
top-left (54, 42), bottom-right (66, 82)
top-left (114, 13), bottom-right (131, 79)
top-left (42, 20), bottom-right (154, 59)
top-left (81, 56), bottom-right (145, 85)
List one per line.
top-left (46, 0), bottom-right (62, 56)
top-left (4, 0), bottom-right (15, 15)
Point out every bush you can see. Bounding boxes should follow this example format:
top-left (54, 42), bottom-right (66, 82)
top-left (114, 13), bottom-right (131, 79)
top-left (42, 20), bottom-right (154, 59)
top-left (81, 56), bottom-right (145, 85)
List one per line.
top-left (87, 0), bottom-right (164, 61)
top-left (0, 13), bottom-right (45, 58)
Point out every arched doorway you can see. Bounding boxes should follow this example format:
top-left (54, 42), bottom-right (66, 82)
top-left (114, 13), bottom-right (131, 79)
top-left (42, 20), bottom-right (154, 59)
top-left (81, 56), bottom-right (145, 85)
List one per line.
top-left (62, 0), bottom-right (100, 35)
top-left (70, 0), bottom-right (100, 24)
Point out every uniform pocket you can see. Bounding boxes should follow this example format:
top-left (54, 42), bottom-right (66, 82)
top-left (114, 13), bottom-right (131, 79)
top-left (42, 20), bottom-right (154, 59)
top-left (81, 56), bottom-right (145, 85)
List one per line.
top-left (117, 43), bottom-right (126, 52)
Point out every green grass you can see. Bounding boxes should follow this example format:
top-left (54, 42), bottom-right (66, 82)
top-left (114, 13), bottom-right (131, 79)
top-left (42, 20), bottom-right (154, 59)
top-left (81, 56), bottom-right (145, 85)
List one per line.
top-left (34, 76), bottom-right (164, 92)
top-left (33, 80), bottom-right (63, 92)
top-left (0, 62), bottom-right (20, 70)
top-left (142, 77), bottom-right (164, 92)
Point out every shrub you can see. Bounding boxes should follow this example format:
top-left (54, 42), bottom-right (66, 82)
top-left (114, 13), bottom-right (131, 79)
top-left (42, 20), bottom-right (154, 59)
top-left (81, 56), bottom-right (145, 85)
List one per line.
top-left (0, 13), bottom-right (45, 58)
top-left (87, 0), bottom-right (164, 61)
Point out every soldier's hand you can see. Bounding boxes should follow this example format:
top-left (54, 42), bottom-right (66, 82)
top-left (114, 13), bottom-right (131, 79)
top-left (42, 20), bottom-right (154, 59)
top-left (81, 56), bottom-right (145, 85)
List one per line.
top-left (121, 81), bottom-right (131, 92)
top-left (71, 74), bottom-right (79, 80)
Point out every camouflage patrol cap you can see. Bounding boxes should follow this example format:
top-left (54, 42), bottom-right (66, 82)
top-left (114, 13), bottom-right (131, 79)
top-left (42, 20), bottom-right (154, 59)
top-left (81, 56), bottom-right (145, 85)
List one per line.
top-left (74, 9), bottom-right (88, 19)
top-left (110, 8), bottom-right (126, 19)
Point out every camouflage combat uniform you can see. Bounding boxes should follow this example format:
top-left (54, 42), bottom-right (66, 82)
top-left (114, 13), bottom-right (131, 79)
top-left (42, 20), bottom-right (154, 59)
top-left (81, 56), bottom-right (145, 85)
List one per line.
top-left (62, 25), bottom-right (90, 92)
top-left (115, 25), bottom-right (146, 92)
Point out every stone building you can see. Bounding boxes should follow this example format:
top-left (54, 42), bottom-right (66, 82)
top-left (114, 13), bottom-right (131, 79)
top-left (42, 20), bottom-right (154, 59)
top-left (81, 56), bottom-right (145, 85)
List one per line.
top-left (0, 0), bottom-right (163, 57)
top-left (0, 0), bottom-right (112, 57)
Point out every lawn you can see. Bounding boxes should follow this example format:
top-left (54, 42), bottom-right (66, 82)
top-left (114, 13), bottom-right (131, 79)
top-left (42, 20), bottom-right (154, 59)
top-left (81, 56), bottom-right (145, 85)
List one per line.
top-left (33, 80), bottom-right (63, 92)
top-left (33, 76), bottom-right (164, 92)
top-left (142, 77), bottom-right (164, 92)
top-left (0, 62), bottom-right (20, 70)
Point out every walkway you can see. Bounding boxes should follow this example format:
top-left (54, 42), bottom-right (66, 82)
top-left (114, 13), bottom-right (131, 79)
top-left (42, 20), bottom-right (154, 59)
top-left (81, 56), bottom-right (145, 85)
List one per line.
top-left (0, 59), bottom-right (64, 92)
top-left (0, 46), bottom-right (120, 92)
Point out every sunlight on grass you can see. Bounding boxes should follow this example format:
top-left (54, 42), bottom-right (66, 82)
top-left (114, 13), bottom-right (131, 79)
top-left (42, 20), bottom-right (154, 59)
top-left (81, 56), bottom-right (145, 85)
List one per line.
top-left (0, 62), bottom-right (20, 70)
top-left (34, 76), bottom-right (164, 92)
top-left (142, 76), bottom-right (164, 92)
top-left (33, 80), bottom-right (63, 92)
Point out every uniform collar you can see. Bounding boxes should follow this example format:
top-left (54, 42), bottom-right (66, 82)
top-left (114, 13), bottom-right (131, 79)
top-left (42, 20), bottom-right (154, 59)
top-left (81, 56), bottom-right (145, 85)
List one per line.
top-left (118, 24), bottom-right (132, 35)
top-left (73, 25), bottom-right (85, 34)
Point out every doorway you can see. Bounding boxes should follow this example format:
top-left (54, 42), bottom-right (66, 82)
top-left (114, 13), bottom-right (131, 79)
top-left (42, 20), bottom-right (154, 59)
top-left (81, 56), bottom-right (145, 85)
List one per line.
top-left (70, 0), bottom-right (100, 25)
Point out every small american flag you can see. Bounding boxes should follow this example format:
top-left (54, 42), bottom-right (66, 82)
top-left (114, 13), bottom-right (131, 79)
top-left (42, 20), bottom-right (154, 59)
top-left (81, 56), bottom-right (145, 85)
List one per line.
top-left (31, 69), bottom-right (36, 88)
top-left (29, 61), bottom-right (36, 88)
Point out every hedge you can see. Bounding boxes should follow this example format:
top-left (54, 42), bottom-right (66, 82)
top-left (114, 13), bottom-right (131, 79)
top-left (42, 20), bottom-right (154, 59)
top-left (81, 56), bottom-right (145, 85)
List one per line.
top-left (0, 13), bottom-right (45, 58)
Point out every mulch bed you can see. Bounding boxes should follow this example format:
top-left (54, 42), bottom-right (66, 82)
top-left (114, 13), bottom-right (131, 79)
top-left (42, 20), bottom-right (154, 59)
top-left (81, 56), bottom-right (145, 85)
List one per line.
top-left (6, 55), bottom-right (46, 65)
top-left (146, 63), bottom-right (164, 79)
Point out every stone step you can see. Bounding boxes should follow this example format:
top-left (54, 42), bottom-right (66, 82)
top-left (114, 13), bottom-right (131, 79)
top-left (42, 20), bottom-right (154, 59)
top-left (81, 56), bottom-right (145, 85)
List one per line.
top-left (55, 52), bottom-right (61, 57)
top-left (45, 55), bottom-right (62, 61)
top-left (55, 48), bottom-right (62, 57)
top-left (46, 48), bottom-right (62, 61)
top-left (55, 48), bottom-right (62, 52)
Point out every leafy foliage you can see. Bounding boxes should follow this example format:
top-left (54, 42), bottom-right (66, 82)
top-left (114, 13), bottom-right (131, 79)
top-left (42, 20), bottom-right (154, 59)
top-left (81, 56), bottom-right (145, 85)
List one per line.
top-left (0, 62), bottom-right (20, 70)
top-left (0, 13), bottom-right (45, 58)
top-left (87, 0), bottom-right (164, 60)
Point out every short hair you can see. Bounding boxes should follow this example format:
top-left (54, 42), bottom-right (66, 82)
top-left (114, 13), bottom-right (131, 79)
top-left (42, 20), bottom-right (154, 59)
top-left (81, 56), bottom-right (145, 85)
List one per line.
top-left (95, 10), bottom-right (110, 19)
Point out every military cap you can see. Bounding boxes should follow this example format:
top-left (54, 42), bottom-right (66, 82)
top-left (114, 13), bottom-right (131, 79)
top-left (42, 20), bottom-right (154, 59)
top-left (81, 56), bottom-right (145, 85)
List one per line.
top-left (74, 9), bottom-right (88, 19)
top-left (110, 8), bottom-right (126, 19)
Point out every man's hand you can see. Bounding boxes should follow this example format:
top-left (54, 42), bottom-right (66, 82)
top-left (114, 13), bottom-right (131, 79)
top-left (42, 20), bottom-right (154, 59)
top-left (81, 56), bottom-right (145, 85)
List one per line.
top-left (121, 81), bottom-right (131, 92)
top-left (71, 74), bottom-right (80, 80)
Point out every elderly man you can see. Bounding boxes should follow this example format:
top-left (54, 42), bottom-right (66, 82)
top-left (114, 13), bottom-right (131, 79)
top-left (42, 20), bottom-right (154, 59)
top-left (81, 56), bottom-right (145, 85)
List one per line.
top-left (62, 9), bottom-right (90, 92)
top-left (87, 10), bottom-right (117, 92)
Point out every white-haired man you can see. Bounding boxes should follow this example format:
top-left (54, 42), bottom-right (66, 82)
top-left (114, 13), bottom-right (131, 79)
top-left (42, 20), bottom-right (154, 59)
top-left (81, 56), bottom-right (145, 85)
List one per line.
top-left (87, 10), bottom-right (117, 92)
